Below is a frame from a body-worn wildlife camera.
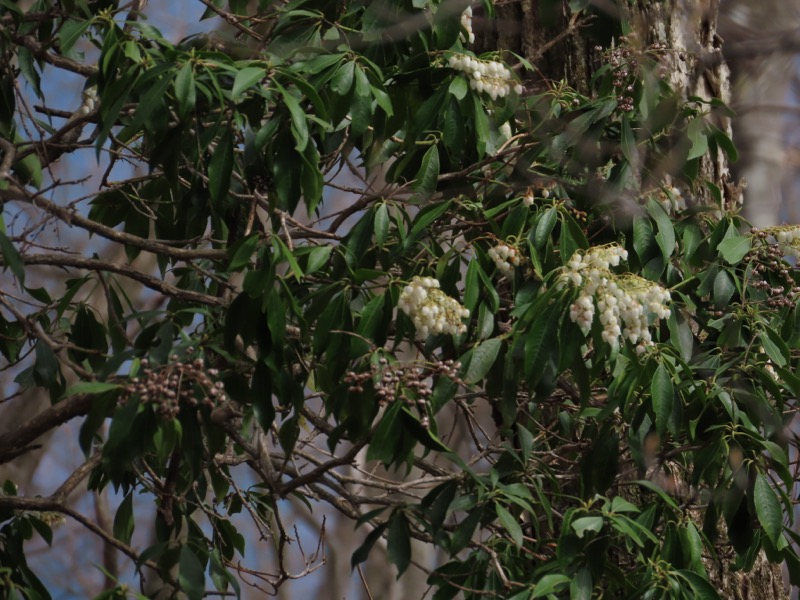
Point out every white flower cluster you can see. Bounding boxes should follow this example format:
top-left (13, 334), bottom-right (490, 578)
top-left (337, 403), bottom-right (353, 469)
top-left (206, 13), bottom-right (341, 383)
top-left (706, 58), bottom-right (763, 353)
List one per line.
top-left (769, 226), bottom-right (800, 259)
top-left (398, 276), bottom-right (470, 338)
top-left (68, 86), bottom-right (98, 123)
top-left (657, 186), bottom-right (686, 214)
top-left (488, 243), bottom-right (521, 277)
top-left (460, 6), bottom-right (475, 44)
top-left (448, 53), bottom-right (523, 100)
top-left (561, 245), bottom-right (671, 352)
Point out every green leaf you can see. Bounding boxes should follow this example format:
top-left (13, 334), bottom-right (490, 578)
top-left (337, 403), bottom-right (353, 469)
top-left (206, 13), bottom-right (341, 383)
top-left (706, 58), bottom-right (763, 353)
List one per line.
top-left (113, 492), bottom-right (135, 545)
top-left (532, 574), bottom-right (570, 598)
top-left (709, 123), bottom-right (738, 162)
top-left (331, 61), bottom-right (355, 95)
top-left (208, 128), bottom-right (234, 205)
top-left (645, 198), bottom-right (675, 263)
top-left (178, 546), bottom-right (206, 600)
top-left (651, 363), bottom-right (674, 436)
top-left (570, 568), bottom-right (592, 600)
top-left (305, 245), bottom-right (331, 274)
top-left (686, 118), bottom-right (709, 160)
top-left (496, 504), bottom-right (523, 548)
top-left (366, 401), bottom-right (402, 464)
top-left (464, 338), bottom-right (501, 384)
top-left (387, 512), bottom-right (411, 576)
top-left (57, 19), bottom-right (92, 57)
top-left (0, 230), bottom-right (25, 285)
top-left (33, 340), bottom-right (60, 389)
top-left (572, 515), bottom-right (604, 538)
top-left (273, 236), bottom-right (304, 280)
top-left (227, 233), bottom-right (259, 271)
top-left (412, 144), bottom-right (440, 200)
top-left (676, 570), bottom-right (721, 600)
top-left (449, 509), bottom-right (481, 554)
top-left (533, 207), bottom-right (557, 250)
top-left (448, 76), bottom-right (468, 100)
top-left (374, 203), bottom-right (389, 246)
top-left (635, 479), bottom-right (680, 510)
top-left (632, 216), bottom-right (654, 263)
top-left (760, 329), bottom-right (788, 368)
top-left (712, 269), bottom-right (735, 309)
top-left (351, 522), bottom-right (389, 568)
top-left (620, 116), bottom-right (638, 165)
top-left (174, 61), bottom-right (196, 118)
top-left (523, 302), bottom-right (559, 388)
top-left (754, 473), bottom-right (783, 545)
top-left (275, 82), bottom-right (309, 152)
top-left (717, 236), bottom-right (751, 264)
top-left (232, 67), bottom-right (266, 100)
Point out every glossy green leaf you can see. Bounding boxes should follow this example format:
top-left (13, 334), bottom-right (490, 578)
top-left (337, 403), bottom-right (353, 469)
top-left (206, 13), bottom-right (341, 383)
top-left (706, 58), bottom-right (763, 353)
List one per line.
top-left (412, 144), bottom-right (440, 200)
top-left (178, 546), bottom-right (206, 600)
top-left (232, 67), bottom-right (266, 100)
top-left (570, 567), bottom-right (592, 600)
top-left (0, 230), bottom-right (25, 285)
top-left (174, 61), bottom-right (196, 118)
top-left (496, 504), bottom-right (523, 548)
top-left (572, 515), bottom-right (603, 538)
top-left (532, 574), bottom-right (570, 598)
top-left (464, 338), bottom-right (501, 384)
top-left (113, 492), bottom-right (134, 545)
top-left (208, 128), bottom-right (234, 205)
top-left (686, 118), bottom-right (709, 160)
top-left (374, 203), bottom-right (389, 246)
top-left (717, 236), bottom-right (751, 264)
top-left (651, 363), bottom-right (674, 436)
top-left (754, 473), bottom-right (783, 545)
top-left (448, 76), bottom-right (468, 100)
top-left (275, 82), bottom-right (309, 151)
top-left (645, 198), bottom-right (675, 262)
top-left (712, 269), bottom-right (735, 309)
top-left (351, 522), bottom-right (389, 569)
top-left (387, 512), bottom-right (411, 576)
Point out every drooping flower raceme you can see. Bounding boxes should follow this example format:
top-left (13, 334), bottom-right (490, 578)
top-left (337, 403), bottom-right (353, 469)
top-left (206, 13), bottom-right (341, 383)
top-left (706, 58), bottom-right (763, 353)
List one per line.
top-left (398, 276), bottom-right (470, 338)
top-left (657, 186), bottom-right (686, 214)
top-left (488, 243), bottom-right (520, 277)
top-left (460, 6), bottom-right (475, 44)
top-left (448, 53), bottom-right (524, 100)
top-left (560, 245), bottom-right (671, 352)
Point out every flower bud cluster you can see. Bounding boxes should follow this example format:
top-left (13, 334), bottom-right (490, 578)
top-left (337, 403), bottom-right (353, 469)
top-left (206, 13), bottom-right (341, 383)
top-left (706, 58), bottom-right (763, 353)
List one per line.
top-left (460, 6), bottom-right (475, 44)
top-left (561, 245), bottom-right (671, 352)
top-left (398, 276), bottom-right (470, 338)
top-left (488, 243), bottom-right (521, 277)
top-left (121, 349), bottom-right (227, 419)
top-left (745, 228), bottom-right (800, 309)
top-left (448, 53), bottom-right (523, 100)
top-left (766, 225), bottom-right (800, 260)
top-left (522, 186), bottom-right (553, 207)
top-left (345, 357), bottom-right (462, 429)
top-left (657, 186), bottom-right (686, 214)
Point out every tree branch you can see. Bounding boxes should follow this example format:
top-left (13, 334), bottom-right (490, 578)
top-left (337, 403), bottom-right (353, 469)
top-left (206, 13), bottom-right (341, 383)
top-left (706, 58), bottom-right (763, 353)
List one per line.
top-left (0, 394), bottom-right (93, 465)
top-left (5, 253), bottom-right (227, 307)
top-left (2, 191), bottom-right (226, 261)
